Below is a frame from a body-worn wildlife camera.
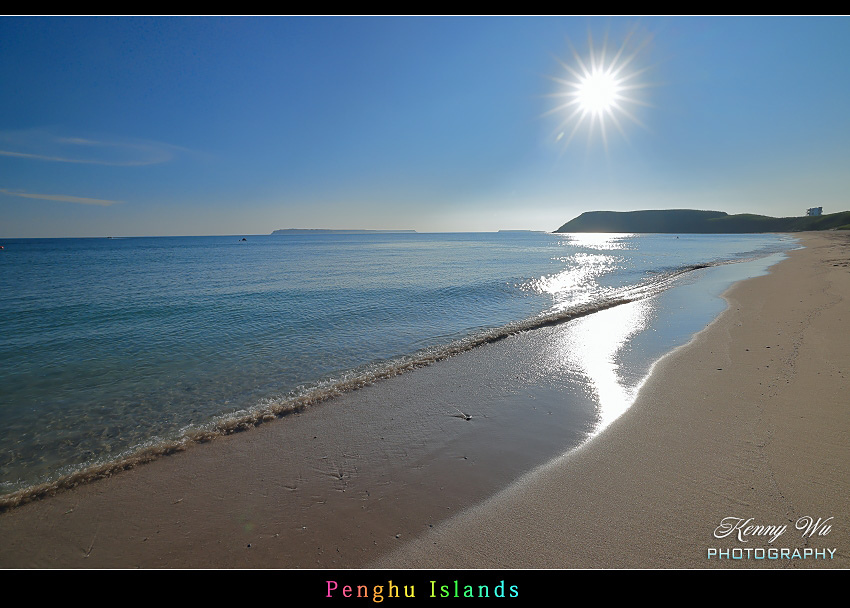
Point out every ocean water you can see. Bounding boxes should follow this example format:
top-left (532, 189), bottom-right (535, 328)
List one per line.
top-left (0, 232), bottom-right (797, 500)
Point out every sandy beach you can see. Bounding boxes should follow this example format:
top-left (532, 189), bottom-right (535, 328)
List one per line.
top-left (379, 231), bottom-right (850, 569)
top-left (1, 231), bottom-right (847, 569)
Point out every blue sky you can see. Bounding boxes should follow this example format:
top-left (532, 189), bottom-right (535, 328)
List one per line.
top-left (1, 16), bottom-right (849, 237)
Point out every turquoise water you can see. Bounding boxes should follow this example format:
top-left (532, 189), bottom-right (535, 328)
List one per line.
top-left (0, 232), bottom-right (796, 496)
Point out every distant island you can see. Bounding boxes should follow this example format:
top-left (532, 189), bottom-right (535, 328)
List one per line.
top-left (555, 209), bottom-right (850, 233)
top-left (271, 229), bottom-right (417, 235)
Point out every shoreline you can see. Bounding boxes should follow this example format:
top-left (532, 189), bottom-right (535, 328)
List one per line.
top-left (1, 232), bottom-right (846, 568)
top-left (377, 231), bottom-right (849, 568)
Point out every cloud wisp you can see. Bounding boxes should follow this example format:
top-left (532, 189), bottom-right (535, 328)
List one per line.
top-left (0, 188), bottom-right (123, 206)
top-left (0, 131), bottom-right (179, 167)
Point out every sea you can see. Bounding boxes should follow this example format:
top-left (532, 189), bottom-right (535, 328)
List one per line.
top-left (0, 231), bottom-right (798, 502)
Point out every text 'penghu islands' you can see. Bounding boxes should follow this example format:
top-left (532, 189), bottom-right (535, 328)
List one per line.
top-left (555, 209), bottom-right (850, 233)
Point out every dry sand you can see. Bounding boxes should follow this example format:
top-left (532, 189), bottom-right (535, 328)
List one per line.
top-left (1, 231), bottom-right (847, 569)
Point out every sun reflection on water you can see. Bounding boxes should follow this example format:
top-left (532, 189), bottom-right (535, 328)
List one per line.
top-left (549, 298), bottom-right (652, 435)
top-left (558, 233), bottom-right (636, 251)
top-left (525, 253), bottom-right (620, 311)
top-left (522, 234), bottom-right (637, 311)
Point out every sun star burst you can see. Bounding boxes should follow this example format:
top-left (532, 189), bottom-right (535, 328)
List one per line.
top-left (545, 27), bottom-right (654, 152)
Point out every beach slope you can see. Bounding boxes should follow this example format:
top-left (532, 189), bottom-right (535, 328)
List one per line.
top-left (378, 232), bottom-right (850, 568)
top-left (1, 233), bottom-right (847, 569)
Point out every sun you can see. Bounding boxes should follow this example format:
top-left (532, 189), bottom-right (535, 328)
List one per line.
top-left (545, 27), bottom-right (653, 151)
top-left (576, 68), bottom-right (621, 115)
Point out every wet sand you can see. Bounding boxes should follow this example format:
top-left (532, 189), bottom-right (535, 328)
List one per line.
top-left (1, 232), bottom-right (847, 568)
top-left (378, 231), bottom-right (850, 568)
top-left (0, 298), bottom-right (613, 568)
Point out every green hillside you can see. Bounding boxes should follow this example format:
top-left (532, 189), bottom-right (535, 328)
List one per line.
top-left (554, 209), bottom-right (850, 233)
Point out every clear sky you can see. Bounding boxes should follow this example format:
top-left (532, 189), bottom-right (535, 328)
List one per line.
top-left (1, 16), bottom-right (849, 237)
